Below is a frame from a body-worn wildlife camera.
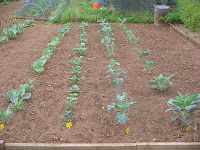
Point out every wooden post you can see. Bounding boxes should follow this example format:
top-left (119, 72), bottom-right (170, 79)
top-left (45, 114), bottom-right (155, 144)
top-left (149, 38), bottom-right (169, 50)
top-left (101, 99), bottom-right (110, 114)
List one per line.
top-left (0, 140), bottom-right (5, 150)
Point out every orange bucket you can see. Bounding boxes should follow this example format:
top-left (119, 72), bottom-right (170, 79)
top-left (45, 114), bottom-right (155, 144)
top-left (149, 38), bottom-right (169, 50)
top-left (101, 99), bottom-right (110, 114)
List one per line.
top-left (93, 2), bottom-right (100, 9)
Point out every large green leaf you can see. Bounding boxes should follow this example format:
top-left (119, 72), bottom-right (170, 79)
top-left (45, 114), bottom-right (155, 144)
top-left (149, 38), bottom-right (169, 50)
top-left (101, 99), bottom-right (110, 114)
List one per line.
top-left (21, 93), bottom-right (31, 101)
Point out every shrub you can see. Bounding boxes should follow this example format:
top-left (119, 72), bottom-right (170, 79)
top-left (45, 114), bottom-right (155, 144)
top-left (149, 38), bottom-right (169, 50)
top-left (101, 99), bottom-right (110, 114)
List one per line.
top-left (177, 0), bottom-right (200, 31)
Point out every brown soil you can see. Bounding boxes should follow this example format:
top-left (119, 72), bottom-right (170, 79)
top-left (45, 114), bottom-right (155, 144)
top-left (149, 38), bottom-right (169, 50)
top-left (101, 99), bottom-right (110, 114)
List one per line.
top-left (0, 1), bottom-right (25, 20)
top-left (0, 1), bottom-right (26, 30)
top-left (0, 1), bottom-right (200, 144)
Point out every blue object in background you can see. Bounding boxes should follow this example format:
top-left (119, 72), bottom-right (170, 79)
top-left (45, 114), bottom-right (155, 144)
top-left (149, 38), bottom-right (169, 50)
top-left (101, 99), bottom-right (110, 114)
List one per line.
top-left (93, 0), bottom-right (99, 3)
top-left (93, 0), bottom-right (105, 4)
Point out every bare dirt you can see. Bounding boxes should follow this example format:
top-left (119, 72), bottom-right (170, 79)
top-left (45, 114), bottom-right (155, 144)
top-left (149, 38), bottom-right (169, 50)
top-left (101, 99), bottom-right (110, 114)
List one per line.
top-left (0, 1), bottom-right (26, 30)
top-left (0, 1), bottom-right (200, 144)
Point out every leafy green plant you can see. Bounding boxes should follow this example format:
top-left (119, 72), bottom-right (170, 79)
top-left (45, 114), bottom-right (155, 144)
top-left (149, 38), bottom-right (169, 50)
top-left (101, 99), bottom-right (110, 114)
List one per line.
top-left (33, 24), bottom-right (71, 74)
top-left (3, 0), bottom-right (8, 5)
top-left (2, 28), bottom-right (17, 39)
top-left (23, 19), bottom-right (35, 27)
top-left (105, 42), bottom-right (115, 57)
top-left (165, 9), bottom-right (182, 24)
top-left (101, 36), bottom-right (115, 44)
top-left (32, 59), bottom-right (45, 74)
top-left (166, 92), bottom-right (200, 126)
top-left (4, 79), bottom-right (34, 113)
top-left (4, 89), bottom-right (31, 113)
top-left (178, 0), bottom-right (200, 31)
top-left (144, 60), bottom-right (156, 74)
top-left (61, 110), bottom-right (75, 123)
top-left (149, 73), bottom-right (175, 91)
top-left (119, 18), bottom-right (138, 43)
top-left (71, 65), bottom-right (82, 76)
top-left (0, 37), bottom-right (8, 43)
top-left (139, 50), bottom-right (150, 59)
top-left (107, 92), bottom-right (141, 124)
top-left (65, 97), bottom-right (78, 110)
top-left (107, 58), bottom-right (127, 94)
top-left (73, 47), bottom-right (87, 56)
top-left (68, 75), bottom-right (85, 84)
top-left (68, 85), bottom-right (80, 93)
top-left (0, 107), bottom-right (13, 124)
top-left (69, 93), bottom-right (80, 98)
top-left (70, 56), bottom-right (84, 66)
top-left (12, 24), bottom-right (24, 34)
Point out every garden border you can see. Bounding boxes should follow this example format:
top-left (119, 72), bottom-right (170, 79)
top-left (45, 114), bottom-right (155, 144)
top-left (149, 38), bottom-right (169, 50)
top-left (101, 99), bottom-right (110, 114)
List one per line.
top-left (0, 141), bottom-right (200, 150)
top-left (170, 23), bottom-right (200, 47)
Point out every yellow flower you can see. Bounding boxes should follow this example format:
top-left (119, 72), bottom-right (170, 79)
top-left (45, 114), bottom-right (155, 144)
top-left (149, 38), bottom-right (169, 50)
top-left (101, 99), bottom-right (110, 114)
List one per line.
top-left (0, 124), bottom-right (4, 131)
top-left (66, 122), bottom-right (72, 129)
top-left (186, 126), bottom-right (191, 132)
top-left (126, 127), bottom-right (129, 135)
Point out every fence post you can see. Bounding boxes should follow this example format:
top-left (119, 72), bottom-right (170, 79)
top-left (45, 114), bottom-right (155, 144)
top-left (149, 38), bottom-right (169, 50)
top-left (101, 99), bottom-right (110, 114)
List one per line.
top-left (0, 140), bottom-right (5, 150)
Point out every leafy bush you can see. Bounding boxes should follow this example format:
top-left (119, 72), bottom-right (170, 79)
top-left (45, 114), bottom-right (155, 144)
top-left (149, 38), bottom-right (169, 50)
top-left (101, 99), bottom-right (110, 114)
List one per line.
top-left (166, 92), bottom-right (200, 126)
top-left (177, 0), bottom-right (200, 31)
top-left (149, 73), bottom-right (175, 91)
top-left (166, 9), bottom-right (182, 24)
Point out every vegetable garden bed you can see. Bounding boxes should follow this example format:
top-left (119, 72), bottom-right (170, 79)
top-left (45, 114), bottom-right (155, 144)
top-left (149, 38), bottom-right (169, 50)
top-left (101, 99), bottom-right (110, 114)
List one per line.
top-left (0, 21), bottom-right (200, 144)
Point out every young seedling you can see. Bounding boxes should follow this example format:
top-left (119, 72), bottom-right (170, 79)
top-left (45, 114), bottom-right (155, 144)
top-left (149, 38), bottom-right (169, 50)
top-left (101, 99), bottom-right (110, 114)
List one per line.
top-left (71, 65), bottom-right (82, 76)
top-left (68, 75), bottom-right (85, 84)
top-left (65, 97), bottom-right (78, 110)
top-left (0, 107), bottom-right (13, 124)
top-left (107, 92), bottom-right (141, 124)
top-left (70, 56), bottom-right (84, 66)
top-left (144, 60), bottom-right (156, 74)
top-left (138, 50), bottom-right (150, 59)
top-left (111, 76), bottom-right (127, 95)
top-left (68, 85), bottom-right (80, 93)
top-left (149, 73), bottom-right (176, 91)
top-left (119, 18), bottom-right (138, 43)
top-left (73, 47), bottom-right (87, 56)
top-left (105, 42), bottom-right (115, 57)
top-left (166, 92), bottom-right (200, 126)
top-left (101, 36), bottom-right (115, 44)
top-left (107, 58), bottom-right (127, 94)
top-left (61, 110), bottom-right (75, 123)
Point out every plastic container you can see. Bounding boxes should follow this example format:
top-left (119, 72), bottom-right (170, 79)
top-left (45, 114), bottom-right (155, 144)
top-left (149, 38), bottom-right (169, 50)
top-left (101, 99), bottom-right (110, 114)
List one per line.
top-left (93, 2), bottom-right (100, 9)
top-left (154, 5), bottom-right (170, 26)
